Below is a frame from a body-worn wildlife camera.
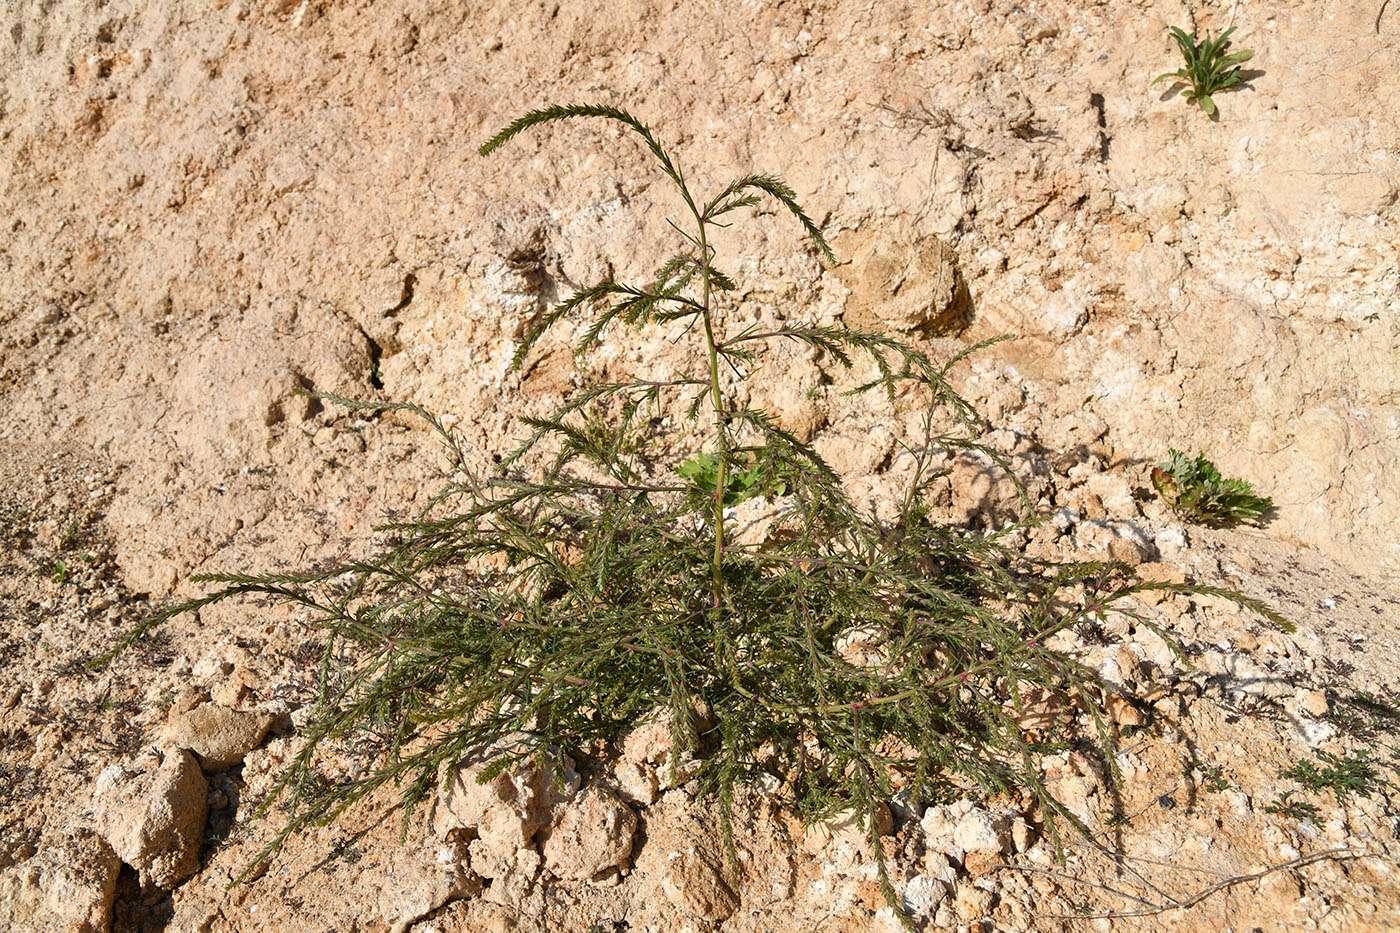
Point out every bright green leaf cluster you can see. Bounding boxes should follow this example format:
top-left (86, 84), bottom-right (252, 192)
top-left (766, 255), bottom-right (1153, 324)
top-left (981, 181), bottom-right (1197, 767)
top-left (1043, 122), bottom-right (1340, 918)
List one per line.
top-left (1151, 449), bottom-right (1272, 527)
top-left (1152, 25), bottom-right (1254, 115)
top-left (677, 452), bottom-right (787, 507)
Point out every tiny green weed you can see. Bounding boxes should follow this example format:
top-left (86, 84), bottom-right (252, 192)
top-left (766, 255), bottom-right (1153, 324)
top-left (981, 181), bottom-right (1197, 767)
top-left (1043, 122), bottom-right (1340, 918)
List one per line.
top-left (1188, 760), bottom-right (1230, 793)
top-left (1280, 750), bottom-right (1390, 803)
top-left (59, 520), bottom-right (82, 550)
top-left (1265, 790), bottom-right (1321, 824)
top-left (1151, 449), bottom-right (1272, 527)
top-left (1325, 688), bottom-right (1400, 741)
top-left (1153, 25), bottom-right (1254, 116)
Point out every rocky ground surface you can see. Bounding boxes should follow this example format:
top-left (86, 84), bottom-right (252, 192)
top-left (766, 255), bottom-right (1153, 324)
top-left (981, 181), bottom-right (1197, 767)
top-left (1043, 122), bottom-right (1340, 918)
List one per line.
top-left (1, 0), bottom-right (1398, 931)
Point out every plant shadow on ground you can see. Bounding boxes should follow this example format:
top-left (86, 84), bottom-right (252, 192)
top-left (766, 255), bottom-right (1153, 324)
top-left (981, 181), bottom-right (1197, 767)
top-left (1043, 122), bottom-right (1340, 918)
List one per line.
top-left (103, 104), bottom-right (1289, 925)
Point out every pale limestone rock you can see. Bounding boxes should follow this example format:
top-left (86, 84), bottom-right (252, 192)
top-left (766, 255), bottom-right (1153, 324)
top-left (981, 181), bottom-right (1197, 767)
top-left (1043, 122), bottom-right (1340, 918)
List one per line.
top-left (622, 716), bottom-right (673, 766)
top-left (1084, 471), bottom-right (1137, 518)
top-left (725, 495), bottom-right (799, 549)
top-left (803, 804), bottom-right (895, 876)
top-left (901, 874), bottom-right (952, 919)
top-left (476, 845), bottom-right (540, 907)
top-left (953, 807), bottom-right (1011, 855)
top-left (1008, 685), bottom-right (1068, 732)
top-left (834, 623), bottom-right (890, 670)
top-left (1297, 688), bottom-right (1330, 718)
top-left (92, 749), bottom-right (207, 889)
top-left (362, 838), bottom-right (481, 933)
top-left (209, 667), bottom-right (262, 708)
top-left (751, 351), bottom-right (827, 441)
top-left (611, 760), bottom-right (658, 807)
top-left (541, 785), bottom-right (638, 881)
top-left (164, 702), bottom-right (275, 771)
top-left (921, 799), bottom-right (976, 859)
top-left (1051, 506), bottom-right (1079, 532)
top-left (922, 850), bottom-right (958, 888)
top-left (432, 746), bottom-right (578, 855)
top-left (1107, 691), bottom-right (1146, 727)
top-left (1038, 286), bottom-right (1087, 340)
top-left (950, 451), bottom-right (1024, 526)
top-left (621, 705), bottom-right (707, 789)
top-left (837, 223), bottom-right (968, 335)
top-left (954, 883), bottom-right (996, 923)
top-left (1010, 816), bottom-right (1037, 853)
top-left (1153, 525), bottom-right (1189, 560)
top-left (1074, 519), bottom-right (1157, 565)
top-left (432, 743), bottom-right (576, 910)
top-left (1051, 774), bottom-right (1099, 825)
top-left (0, 828), bottom-right (121, 933)
top-left (804, 804), bottom-right (893, 855)
top-left (813, 419), bottom-right (896, 479)
top-left (659, 850), bottom-right (739, 922)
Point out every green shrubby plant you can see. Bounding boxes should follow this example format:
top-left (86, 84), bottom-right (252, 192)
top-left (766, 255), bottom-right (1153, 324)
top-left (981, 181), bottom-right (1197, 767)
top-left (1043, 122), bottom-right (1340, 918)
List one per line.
top-left (1152, 449), bottom-right (1273, 527)
top-left (1280, 749), bottom-right (1391, 804)
top-left (108, 104), bottom-right (1288, 921)
top-left (1153, 25), bottom-right (1255, 116)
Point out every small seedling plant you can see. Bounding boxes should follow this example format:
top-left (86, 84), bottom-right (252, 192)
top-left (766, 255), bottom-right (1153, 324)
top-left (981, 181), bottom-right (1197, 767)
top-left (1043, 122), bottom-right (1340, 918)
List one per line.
top-left (107, 104), bottom-right (1288, 921)
top-left (1280, 749), bottom-right (1391, 804)
top-left (1153, 25), bottom-right (1254, 115)
top-left (1152, 449), bottom-right (1272, 527)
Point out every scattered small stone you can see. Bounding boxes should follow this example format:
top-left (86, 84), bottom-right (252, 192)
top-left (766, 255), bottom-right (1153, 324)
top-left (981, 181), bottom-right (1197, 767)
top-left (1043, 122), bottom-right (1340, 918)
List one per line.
top-left (91, 749), bottom-right (208, 889)
top-left (953, 807), bottom-right (1011, 855)
top-left (541, 785), bottom-right (638, 881)
top-left (1297, 688), bottom-right (1330, 718)
top-left (0, 828), bottom-right (121, 933)
top-left (660, 850), bottom-right (739, 922)
top-left (164, 702), bottom-right (275, 772)
top-left (901, 874), bottom-right (952, 919)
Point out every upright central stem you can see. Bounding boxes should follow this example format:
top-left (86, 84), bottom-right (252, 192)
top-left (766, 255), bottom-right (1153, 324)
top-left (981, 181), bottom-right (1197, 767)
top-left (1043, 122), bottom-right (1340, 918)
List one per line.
top-left (697, 220), bottom-right (728, 608)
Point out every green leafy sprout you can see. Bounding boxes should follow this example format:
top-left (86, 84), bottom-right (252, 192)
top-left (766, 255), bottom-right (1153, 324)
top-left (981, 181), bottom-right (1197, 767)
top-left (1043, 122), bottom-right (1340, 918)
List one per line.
top-left (1151, 449), bottom-right (1272, 527)
top-left (678, 451), bottom-right (787, 508)
top-left (1152, 25), bottom-right (1255, 116)
top-left (104, 103), bottom-right (1288, 925)
top-left (1279, 750), bottom-right (1391, 804)
top-left (1264, 790), bottom-right (1321, 824)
